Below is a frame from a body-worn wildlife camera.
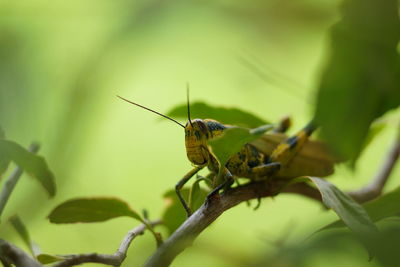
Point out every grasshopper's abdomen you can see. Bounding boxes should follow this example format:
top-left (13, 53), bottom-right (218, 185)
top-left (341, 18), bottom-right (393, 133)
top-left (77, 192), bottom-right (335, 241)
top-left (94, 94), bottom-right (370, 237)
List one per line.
top-left (225, 144), bottom-right (270, 179)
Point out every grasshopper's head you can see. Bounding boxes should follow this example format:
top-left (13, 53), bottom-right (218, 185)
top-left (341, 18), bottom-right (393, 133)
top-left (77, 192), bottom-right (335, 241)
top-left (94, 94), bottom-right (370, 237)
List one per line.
top-left (185, 119), bottom-right (209, 165)
top-left (185, 119), bottom-right (226, 165)
top-left (117, 89), bottom-right (226, 166)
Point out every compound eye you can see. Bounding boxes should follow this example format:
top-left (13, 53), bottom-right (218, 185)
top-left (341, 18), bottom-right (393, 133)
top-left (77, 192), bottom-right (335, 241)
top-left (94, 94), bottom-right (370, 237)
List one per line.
top-left (197, 121), bottom-right (208, 134)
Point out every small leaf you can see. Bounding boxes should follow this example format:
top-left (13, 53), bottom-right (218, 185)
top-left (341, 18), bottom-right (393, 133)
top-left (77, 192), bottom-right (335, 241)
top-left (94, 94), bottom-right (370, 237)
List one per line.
top-left (36, 254), bottom-right (66, 264)
top-left (9, 215), bottom-right (35, 256)
top-left (166, 102), bottom-right (269, 128)
top-left (306, 177), bottom-right (378, 237)
top-left (321, 186), bottom-right (400, 231)
top-left (48, 197), bottom-right (142, 223)
top-left (208, 125), bottom-right (273, 167)
top-left (189, 179), bottom-right (208, 211)
top-left (0, 140), bottom-right (56, 197)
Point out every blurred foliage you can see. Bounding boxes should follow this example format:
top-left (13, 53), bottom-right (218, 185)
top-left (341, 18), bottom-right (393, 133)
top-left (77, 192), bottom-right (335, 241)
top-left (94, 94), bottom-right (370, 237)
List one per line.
top-left (314, 0), bottom-right (400, 165)
top-left (9, 215), bottom-right (35, 256)
top-left (0, 141), bottom-right (55, 197)
top-left (0, 0), bottom-right (399, 266)
top-left (248, 222), bottom-right (400, 267)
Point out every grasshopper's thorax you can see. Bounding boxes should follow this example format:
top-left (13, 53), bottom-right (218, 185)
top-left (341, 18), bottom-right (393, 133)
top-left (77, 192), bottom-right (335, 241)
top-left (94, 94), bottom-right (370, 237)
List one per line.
top-left (184, 119), bottom-right (227, 165)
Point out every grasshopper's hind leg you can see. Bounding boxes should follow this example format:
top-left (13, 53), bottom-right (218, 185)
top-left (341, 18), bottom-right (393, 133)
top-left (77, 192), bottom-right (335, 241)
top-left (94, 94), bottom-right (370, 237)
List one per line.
top-left (269, 122), bottom-right (317, 167)
top-left (251, 162), bottom-right (281, 180)
top-left (176, 165), bottom-right (205, 217)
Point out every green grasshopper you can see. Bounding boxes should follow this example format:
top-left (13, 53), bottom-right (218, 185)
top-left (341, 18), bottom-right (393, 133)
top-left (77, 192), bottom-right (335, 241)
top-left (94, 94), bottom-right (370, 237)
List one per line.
top-left (118, 96), bottom-right (337, 216)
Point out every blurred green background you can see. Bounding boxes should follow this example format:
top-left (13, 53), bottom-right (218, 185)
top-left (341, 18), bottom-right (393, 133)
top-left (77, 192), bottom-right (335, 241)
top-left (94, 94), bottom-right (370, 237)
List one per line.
top-left (0, 1), bottom-right (399, 266)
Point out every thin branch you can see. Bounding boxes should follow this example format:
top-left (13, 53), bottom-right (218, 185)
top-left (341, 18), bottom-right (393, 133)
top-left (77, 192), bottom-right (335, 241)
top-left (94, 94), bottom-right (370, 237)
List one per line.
top-left (143, 179), bottom-right (321, 267)
top-left (52, 220), bottom-right (161, 267)
top-left (115, 219), bottom-right (161, 260)
top-left (0, 143), bottom-right (40, 218)
top-left (0, 239), bottom-right (42, 267)
top-left (52, 253), bottom-right (120, 267)
top-left (348, 128), bottom-right (400, 203)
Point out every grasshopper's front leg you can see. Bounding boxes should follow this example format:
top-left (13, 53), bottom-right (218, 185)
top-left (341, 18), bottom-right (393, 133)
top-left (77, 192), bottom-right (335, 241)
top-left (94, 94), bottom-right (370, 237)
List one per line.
top-left (176, 165), bottom-right (205, 217)
top-left (206, 167), bottom-right (234, 203)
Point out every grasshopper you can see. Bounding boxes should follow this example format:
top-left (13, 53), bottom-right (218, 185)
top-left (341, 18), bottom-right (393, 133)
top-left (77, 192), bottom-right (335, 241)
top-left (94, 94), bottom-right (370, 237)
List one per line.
top-left (118, 95), bottom-right (337, 216)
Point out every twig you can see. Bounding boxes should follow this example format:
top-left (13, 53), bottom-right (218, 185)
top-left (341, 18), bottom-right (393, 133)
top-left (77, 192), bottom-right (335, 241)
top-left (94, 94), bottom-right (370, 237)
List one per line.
top-left (52, 253), bottom-right (120, 267)
top-left (143, 179), bottom-right (321, 267)
top-left (114, 219), bottom-right (161, 261)
top-left (0, 239), bottom-right (42, 267)
top-left (348, 128), bottom-right (400, 203)
top-left (0, 143), bottom-right (40, 218)
top-left (52, 220), bottom-right (161, 267)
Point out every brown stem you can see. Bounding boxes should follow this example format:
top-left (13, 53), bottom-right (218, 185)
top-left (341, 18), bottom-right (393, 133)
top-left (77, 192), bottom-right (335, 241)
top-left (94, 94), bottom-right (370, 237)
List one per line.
top-left (52, 220), bottom-right (161, 267)
top-left (143, 179), bottom-right (320, 267)
top-left (0, 240), bottom-right (41, 267)
top-left (349, 128), bottom-right (400, 203)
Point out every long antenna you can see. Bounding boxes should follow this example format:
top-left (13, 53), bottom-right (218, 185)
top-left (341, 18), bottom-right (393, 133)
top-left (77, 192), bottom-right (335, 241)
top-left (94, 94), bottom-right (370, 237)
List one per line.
top-left (186, 83), bottom-right (193, 127)
top-left (117, 95), bottom-right (185, 128)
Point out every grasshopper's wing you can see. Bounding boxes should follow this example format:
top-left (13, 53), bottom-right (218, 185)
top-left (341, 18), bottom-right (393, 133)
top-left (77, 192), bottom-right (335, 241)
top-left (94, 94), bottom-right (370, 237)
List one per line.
top-left (250, 133), bottom-right (340, 178)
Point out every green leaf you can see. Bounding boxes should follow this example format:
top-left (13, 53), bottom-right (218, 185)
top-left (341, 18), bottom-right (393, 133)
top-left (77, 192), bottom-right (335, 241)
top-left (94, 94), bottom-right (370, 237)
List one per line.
top-left (9, 215), bottom-right (36, 256)
top-left (321, 186), bottom-right (400, 231)
top-left (0, 140), bottom-right (56, 197)
top-left (307, 177), bottom-right (378, 237)
top-left (208, 125), bottom-right (273, 167)
top-left (0, 126), bottom-right (4, 139)
top-left (313, 0), bottom-right (400, 165)
top-left (166, 102), bottom-right (269, 128)
top-left (0, 158), bottom-right (10, 178)
top-left (0, 127), bottom-right (8, 177)
top-left (189, 179), bottom-right (208, 212)
top-left (36, 254), bottom-right (66, 264)
top-left (48, 197), bottom-right (142, 223)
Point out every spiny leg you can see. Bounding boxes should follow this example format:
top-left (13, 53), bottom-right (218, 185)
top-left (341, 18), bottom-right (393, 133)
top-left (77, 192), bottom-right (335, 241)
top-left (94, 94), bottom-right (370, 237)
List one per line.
top-left (206, 168), bottom-right (234, 202)
top-left (176, 165), bottom-right (205, 217)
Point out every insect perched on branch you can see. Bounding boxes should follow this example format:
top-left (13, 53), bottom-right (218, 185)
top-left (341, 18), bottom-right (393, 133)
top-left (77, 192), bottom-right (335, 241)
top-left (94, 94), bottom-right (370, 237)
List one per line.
top-left (117, 93), bottom-right (338, 217)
